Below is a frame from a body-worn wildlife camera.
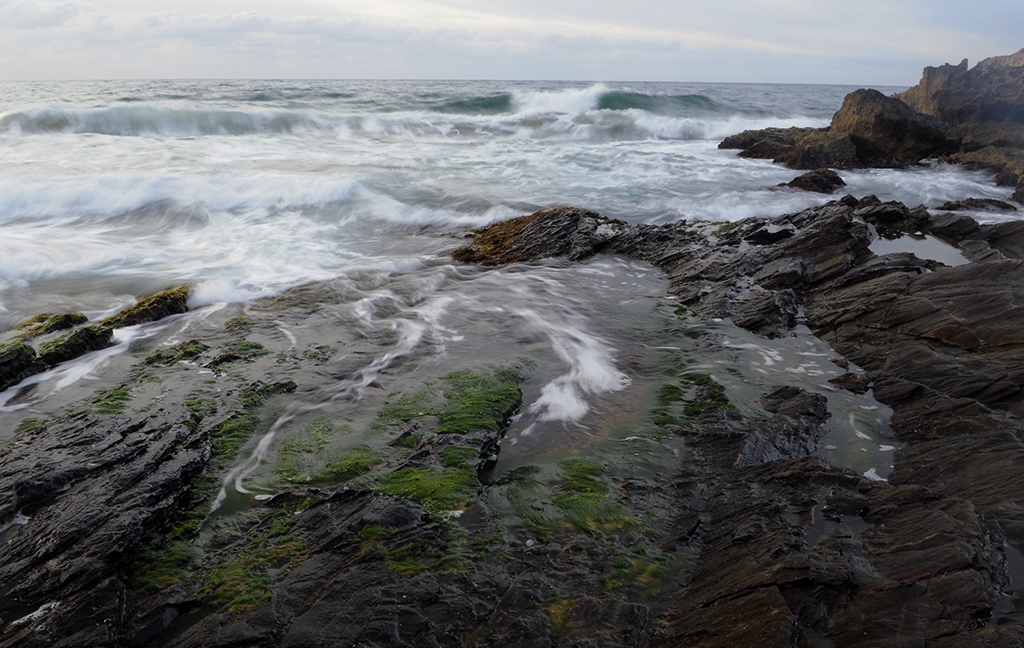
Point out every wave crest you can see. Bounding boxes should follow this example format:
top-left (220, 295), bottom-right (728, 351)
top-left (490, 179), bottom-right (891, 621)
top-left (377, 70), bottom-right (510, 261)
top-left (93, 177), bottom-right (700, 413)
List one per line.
top-left (0, 106), bottom-right (334, 136)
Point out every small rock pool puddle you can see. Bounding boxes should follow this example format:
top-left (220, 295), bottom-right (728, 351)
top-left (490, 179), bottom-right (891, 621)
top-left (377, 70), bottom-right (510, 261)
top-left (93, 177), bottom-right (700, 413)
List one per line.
top-left (869, 232), bottom-right (969, 267)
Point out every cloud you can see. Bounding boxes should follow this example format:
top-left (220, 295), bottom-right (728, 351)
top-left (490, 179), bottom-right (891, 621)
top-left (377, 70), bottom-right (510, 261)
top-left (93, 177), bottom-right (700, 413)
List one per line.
top-left (0, 0), bottom-right (1021, 83)
top-left (0, 0), bottom-right (79, 29)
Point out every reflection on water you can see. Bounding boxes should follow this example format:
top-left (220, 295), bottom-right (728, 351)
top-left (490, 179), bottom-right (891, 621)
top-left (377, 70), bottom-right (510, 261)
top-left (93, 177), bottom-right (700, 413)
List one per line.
top-left (870, 233), bottom-right (969, 267)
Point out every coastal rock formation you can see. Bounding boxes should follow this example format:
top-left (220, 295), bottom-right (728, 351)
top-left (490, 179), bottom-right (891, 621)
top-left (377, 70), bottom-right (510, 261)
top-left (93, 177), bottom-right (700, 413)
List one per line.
top-left (723, 48), bottom-right (1024, 202)
top-left (895, 49), bottom-right (1024, 149)
top-left (720, 89), bottom-right (950, 170)
top-left (450, 201), bottom-right (1024, 643)
top-left (897, 49), bottom-right (1024, 201)
top-left (0, 286), bottom-right (190, 391)
top-left (6, 197), bottom-right (1024, 645)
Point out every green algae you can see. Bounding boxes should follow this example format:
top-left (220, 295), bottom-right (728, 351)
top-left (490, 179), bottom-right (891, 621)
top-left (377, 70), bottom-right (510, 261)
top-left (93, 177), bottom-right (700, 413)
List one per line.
top-left (198, 532), bottom-right (308, 613)
top-left (553, 459), bottom-right (630, 534)
top-left (131, 541), bottom-right (201, 592)
top-left (650, 373), bottom-right (733, 428)
top-left (357, 523), bottom-right (465, 576)
top-left (437, 368), bottom-right (522, 434)
top-left (206, 340), bottom-right (271, 370)
top-left (0, 340), bottom-right (39, 391)
top-left (303, 344), bottom-right (336, 363)
top-left (37, 325), bottom-right (113, 366)
top-left (442, 445), bottom-right (480, 469)
top-left (100, 285), bottom-right (190, 329)
top-left (224, 315), bottom-right (251, 332)
top-left (240, 379), bottom-right (297, 410)
top-left (375, 365), bottom-right (524, 434)
top-left (90, 385), bottom-right (131, 415)
top-left (322, 445), bottom-right (385, 481)
top-left (145, 340), bottom-right (209, 366)
top-left (274, 418), bottom-right (383, 483)
top-left (373, 466), bottom-right (479, 515)
top-left (14, 312), bottom-right (88, 339)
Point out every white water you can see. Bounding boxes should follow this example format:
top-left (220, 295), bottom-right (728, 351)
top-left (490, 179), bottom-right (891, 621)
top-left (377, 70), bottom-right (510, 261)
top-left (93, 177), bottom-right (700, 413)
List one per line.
top-left (2, 79), bottom-right (1017, 331)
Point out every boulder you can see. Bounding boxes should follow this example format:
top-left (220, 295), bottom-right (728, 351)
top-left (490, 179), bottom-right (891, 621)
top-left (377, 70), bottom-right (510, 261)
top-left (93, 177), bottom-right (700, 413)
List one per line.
top-left (783, 168), bottom-right (847, 193)
top-left (719, 92), bottom-right (948, 169)
top-left (829, 89), bottom-right (950, 166)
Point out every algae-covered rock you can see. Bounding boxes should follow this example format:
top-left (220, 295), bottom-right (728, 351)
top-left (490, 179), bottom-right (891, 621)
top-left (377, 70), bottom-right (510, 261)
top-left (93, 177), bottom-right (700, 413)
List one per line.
top-left (100, 285), bottom-right (190, 328)
top-left (13, 312), bottom-right (88, 339)
top-left (36, 325), bottom-right (114, 366)
top-left (0, 340), bottom-right (40, 391)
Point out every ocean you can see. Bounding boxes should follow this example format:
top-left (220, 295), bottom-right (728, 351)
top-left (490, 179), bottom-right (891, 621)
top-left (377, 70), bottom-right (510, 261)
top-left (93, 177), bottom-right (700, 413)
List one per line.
top-left (0, 79), bottom-right (1017, 481)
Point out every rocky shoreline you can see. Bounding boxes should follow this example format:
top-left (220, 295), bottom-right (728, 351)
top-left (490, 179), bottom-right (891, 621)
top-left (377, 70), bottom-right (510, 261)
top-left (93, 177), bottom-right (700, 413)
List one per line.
top-left (3, 52), bottom-right (1024, 647)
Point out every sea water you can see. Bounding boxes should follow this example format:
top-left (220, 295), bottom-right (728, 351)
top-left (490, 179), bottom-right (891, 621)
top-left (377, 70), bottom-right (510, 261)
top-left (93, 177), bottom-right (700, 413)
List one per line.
top-left (0, 79), bottom-right (1017, 482)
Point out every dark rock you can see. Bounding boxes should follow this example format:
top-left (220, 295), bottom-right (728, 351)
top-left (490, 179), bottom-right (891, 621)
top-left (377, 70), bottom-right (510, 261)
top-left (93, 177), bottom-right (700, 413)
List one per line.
top-left (936, 197), bottom-right (1018, 212)
top-left (896, 49), bottom-right (1024, 193)
top-left (0, 407), bottom-right (208, 644)
top-left (450, 207), bottom-right (611, 265)
top-left (12, 312), bottom-right (88, 339)
top-left (718, 126), bottom-right (812, 153)
top-left (774, 129), bottom-right (859, 169)
top-left (829, 89), bottom-right (950, 166)
top-left (720, 92), bottom-right (948, 170)
top-left (828, 372), bottom-right (870, 394)
top-left (0, 341), bottom-right (39, 392)
top-left (783, 168), bottom-right (847, 193)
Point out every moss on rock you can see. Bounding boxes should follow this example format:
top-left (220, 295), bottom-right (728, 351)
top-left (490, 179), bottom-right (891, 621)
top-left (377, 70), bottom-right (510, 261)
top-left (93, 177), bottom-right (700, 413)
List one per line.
top-left (15, 312), bottom-right (88, 339)
top-left (0, 340), bottom-right (40, 391)
top-left (37, 325), bottom-right (113, 367)
top-left (146, 340), bottom-right (210, 366)
top-left (100, 285), bottom-right (190, 329)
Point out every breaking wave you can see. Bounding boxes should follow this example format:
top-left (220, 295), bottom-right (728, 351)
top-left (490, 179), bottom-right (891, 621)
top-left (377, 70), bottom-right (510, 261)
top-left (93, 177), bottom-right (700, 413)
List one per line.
top-left (0, 84), bottom-right (810, 142)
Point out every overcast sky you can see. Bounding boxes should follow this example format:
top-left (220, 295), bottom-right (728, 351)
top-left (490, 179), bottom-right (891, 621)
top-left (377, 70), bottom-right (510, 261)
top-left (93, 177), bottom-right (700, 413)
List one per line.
top-left (1, 0), bottom-right (1021, 84)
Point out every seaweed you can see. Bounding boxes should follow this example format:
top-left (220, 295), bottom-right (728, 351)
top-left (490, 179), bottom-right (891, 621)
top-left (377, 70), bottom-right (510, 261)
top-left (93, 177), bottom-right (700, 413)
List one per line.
top-left (91, 385), bottom-right (131, 415)
top-left (0, 340), bottom-right (39, 391)
top-left (553, 459), bottom-right (630, 534)
top-left (100, 286), bottom-right (190, 329)
top-left (373, 466), bottom-right (479, 515)
top-left (14, 312), bottom-right (88, 339)
top-left (36, 326), bottom-right (113, 366)
top-left (145, 340), bottom-right (210, 366)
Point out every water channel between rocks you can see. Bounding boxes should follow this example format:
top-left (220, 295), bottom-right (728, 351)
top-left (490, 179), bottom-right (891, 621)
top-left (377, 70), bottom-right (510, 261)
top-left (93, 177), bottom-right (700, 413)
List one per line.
top-left (0, 251), bottom-right (898, 531)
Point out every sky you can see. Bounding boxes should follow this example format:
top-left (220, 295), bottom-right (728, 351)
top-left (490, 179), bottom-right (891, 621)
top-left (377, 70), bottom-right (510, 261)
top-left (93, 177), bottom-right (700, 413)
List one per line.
top-left (0, 0), bottom-right (1022, 84)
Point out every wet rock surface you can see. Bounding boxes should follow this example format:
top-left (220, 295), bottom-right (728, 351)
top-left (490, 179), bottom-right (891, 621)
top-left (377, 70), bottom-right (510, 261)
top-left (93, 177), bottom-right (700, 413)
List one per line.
top-left (4, 195), bottom-right (1024, 645)
top-left (7, 51), bottom-right (1024, 646)
top-left (450, 200), bottom-right (1024, 644)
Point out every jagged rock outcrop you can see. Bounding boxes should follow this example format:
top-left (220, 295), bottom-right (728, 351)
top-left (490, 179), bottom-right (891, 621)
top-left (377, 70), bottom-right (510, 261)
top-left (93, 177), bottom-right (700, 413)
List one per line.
top-left (724, 48), bottom-right (1024, 202)
top-left (895, 48), bottom-right (1024, 201)
top-left (721, 90), bottom-right (950, 170)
